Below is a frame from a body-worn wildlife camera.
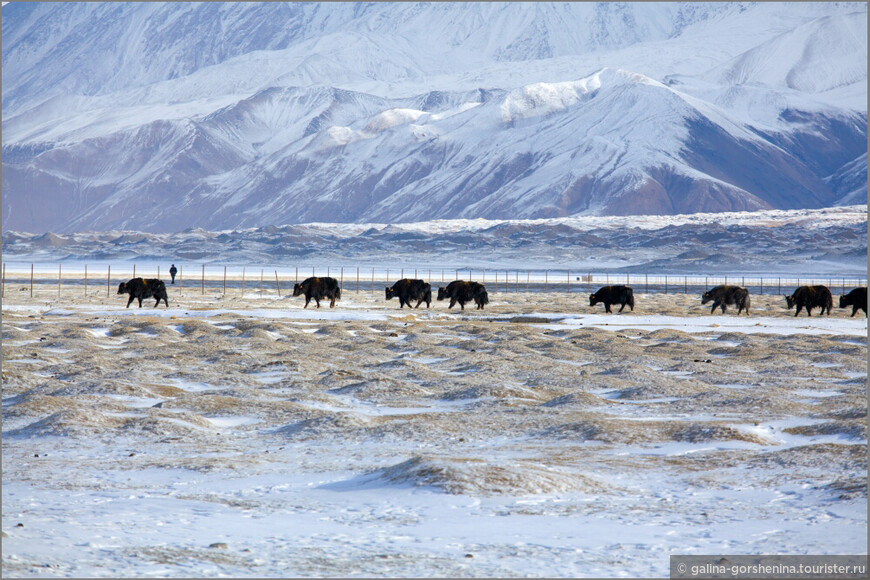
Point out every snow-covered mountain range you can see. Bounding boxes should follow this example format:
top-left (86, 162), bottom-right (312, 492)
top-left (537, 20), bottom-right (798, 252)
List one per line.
top-left (2, 2), bottom-right (867, 234)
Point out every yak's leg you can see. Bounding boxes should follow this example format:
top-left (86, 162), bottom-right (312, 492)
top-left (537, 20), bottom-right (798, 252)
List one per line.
top-left (710, 302), bottom-right (718, 315)
top-left (315, 297), bottom-right (321, 308)
top-left (126, 295), bottom-right (134, 308)
top-left (137, 297), bottom-right (143, 308)
top-left (448, 298), bottom-right (456, 309)
top-left (330, 296), bottom-right (336, 308)
top-left (605, 303), bottom-right (612, 313)
top-left (304, 296), bottom-right (311, 309)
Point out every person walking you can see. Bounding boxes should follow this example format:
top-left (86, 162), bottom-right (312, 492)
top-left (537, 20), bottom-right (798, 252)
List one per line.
top-left (169, 264), bottom-right (178, 284)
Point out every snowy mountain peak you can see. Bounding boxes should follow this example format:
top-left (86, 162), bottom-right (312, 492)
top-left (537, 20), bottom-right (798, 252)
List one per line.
top-left (2, 2), bottom-right (866, 233)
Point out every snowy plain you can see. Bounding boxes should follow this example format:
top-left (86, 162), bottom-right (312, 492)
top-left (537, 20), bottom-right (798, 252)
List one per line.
top-left (2, 286), bottom-right (867, 577)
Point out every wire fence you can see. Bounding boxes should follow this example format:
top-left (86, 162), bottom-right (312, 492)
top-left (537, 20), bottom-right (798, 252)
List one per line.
top-left (2, 262), bottom-right (867, 299)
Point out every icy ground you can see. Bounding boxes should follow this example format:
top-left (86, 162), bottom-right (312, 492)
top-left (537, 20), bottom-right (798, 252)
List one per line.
top-left (2, 287), bottom-right (866, 577)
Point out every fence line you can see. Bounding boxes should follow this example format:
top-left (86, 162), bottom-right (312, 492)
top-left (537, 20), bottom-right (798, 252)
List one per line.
top-left (2, 262), bottom-right (867, 300)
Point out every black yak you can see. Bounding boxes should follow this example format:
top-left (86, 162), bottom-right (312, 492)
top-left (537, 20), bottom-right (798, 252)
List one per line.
top-left (839, 287), bottom-right (867, 317)
top-left (117, 278), bottom-right (169, 308)
top-left (701, 285), bottom-right (750, 315)
top-left (436, 280), bottom-right (489, 310)
top-left (589, 285), bottom-right (634, 313)
top-left (785, 285), bottom-right (832, 317)
top-left (292, 276), bottom-right (341, 308)
top-left (385, 278), bottom-right (432, 309)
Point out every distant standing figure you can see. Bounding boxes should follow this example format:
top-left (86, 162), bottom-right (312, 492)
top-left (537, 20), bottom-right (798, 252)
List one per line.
top-left (169, 264), bottom-right (178, 284)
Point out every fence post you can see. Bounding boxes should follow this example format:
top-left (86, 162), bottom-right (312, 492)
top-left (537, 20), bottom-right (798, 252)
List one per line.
top-left (526, 271), bottom-right (529, 293)
top-left (133, 264), bottom-right (136, 279)
top-left (645, 273), bottom-right (648, 294)
top-left (357, 267), bottom-right (360, 292)
top-left (778, 278), bottom-right (781, 295)
top-left (665, 275), bottom-right (668, 294)
top-left (158, 265), bottom-right (160, 279)
top-left (260, 269), bottom-right (264, 295)
top-left (1, 263), bottom-right (5, 298)
top-left (760, 277), bottom-right (763, 296)
top-left (58, 264), bottom-right (61, 297)
top-left (106, 265), bottom-right (110, 297)
top-left (371, 268), bottom-right (375, 294)
top-left (179, 265), bottom-right (183, 291)
top-left (340, 267), bottom-right (344, 292)
top-left (684, 276), bottom-right (687, 294)
top-left (275, 271), bottom-right (281, 295)
top-left (223, 266), bottom-right (227, 295)
top-left (295, 267), bottom-right (298, 283)
top-left (84, 264), bottom-right (87, 296)
top-left (202, 264), bottom-right (205, 295)
top-left (242, 267), bottom-right (246, 295)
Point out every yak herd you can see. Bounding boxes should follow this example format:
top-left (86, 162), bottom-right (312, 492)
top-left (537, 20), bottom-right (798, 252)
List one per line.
top-left (116, 276), bottom-right (868, 318)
